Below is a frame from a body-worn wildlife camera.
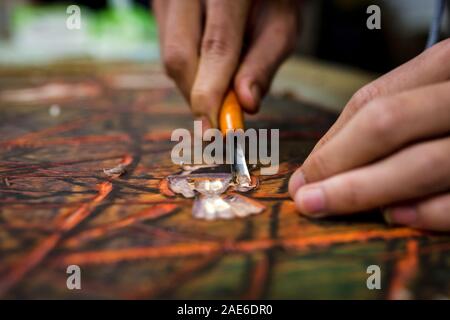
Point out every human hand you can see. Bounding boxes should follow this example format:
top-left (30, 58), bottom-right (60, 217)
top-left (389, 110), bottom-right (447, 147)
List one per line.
top-left (289, 39), bottom-right (450, 231)
top-left (153, 0), bottom-right (300, 127)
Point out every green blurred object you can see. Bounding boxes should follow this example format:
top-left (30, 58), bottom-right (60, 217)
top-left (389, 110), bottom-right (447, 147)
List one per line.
top-left (0, 2), bottom-right (159, 64)
top-left (92, 5), bottom-right (158, 41)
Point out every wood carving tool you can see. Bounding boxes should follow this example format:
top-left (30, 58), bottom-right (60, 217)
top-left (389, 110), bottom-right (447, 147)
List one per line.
top-left (171, 90), bottom-right (252, 188)
top-left (219, 90), bottom-right (252, 191)
top-left (167, 90), bottom-right (259, 220)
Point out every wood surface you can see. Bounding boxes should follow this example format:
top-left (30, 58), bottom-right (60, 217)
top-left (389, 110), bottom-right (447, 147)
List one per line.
top-left (0, 62), bottom-right (448, 299)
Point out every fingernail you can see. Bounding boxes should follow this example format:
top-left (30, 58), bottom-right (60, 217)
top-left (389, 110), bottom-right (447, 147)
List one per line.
top-left (288, 169), bottom-right (306, 198)
top-left (295, 186), bottom-right (326, 216)
top-left (384, 207), bottom-right (417, 226)
top-left (250, 84), bottom-right (260, 105)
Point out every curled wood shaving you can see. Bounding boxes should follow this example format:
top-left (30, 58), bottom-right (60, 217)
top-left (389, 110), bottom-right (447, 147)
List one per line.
top-left (103, 164), bottom-right (127, 177)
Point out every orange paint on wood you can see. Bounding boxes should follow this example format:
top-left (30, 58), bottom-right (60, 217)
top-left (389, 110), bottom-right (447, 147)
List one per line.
top-left (51, 228), bottom-right (422, 267)
top-left (242, 254), bottom-right (270, 299)
top-left (0, 181), bottom-right (113, 296)
top-left (387, 240), bottom-right (419, 300)
top-left (159, 178), bottom-right (176, 197)
top-left (63, 203), bottom-right (178, 248)
top-left (53, 242), bottom-right (222, 266)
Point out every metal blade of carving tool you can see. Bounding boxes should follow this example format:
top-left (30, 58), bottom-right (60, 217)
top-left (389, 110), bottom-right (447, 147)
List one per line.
top-left (233, 139), bottom-right (252, 188)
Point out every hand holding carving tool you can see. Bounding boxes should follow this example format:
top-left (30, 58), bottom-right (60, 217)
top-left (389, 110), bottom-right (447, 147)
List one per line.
top-left (219, 90), bottom-right (252, 190)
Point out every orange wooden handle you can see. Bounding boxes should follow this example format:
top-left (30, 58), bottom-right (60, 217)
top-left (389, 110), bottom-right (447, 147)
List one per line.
top-left (219, 90), bottom-right (244, 135)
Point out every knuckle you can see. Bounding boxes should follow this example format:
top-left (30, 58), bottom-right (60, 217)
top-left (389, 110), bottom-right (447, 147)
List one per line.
top-left (420, 147), bottom-right (447, 173)
top-left (162, 46), bottom-right (190, 79)
top-left (190, 88), bottom-right (208, 105)
top-left (190, 88), bottom-right (207, 110)
top-left (412, 145), bottom-right (448, 193)
top-left (336, 176), bottom-right (363, 208)
top-left (202, 28), bottom-right (231, 56)
top-left (418, 195), bottom-right (450, 227)
top-left (419, 38), bottom-right (450, 75)
top-left (363, 99), bottom-right (400, 139)
top-left (190, 87), bottom-right (221, 113)
top-left (348, 83), bottom-right (382, 114)
top-left (191, 86), bottom-right (219, 102)
top-left (237, 67), bottom-right (269, 91)
top-left (272, 21), bottom-right (297, 55)
top-left (415, 202), bottom-right (441, 230)
top-left (253, 64), bottom-right (271, 82)
top-left (305, 151), bottom-right (331, 181)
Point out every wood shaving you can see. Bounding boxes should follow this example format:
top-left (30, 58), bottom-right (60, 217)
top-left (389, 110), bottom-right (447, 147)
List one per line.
top-left (103, 164), bottom-right (127, 177)
top-left (3, 177), bottom-right (11, 187)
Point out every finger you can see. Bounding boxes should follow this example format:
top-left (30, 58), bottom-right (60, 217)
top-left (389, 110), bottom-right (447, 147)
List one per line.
top-left (161, 0), bottom-right (202, 101)
top-left (294, 137), bottom-right (450, 216)
top-left (288, 167), bottom-right (306, 199)
top-left (191, 0), bottom-right (251, 127)
top-left (311, 38), bottom-right (450, 153)
top-left (234, 0), bottom-right (299, 113)
top-left (301, 81), bottom-right (450, 183)
top-left (153, 0), bottom-right (169, 46)
top-left (384, 193), bottom-right (450, 231)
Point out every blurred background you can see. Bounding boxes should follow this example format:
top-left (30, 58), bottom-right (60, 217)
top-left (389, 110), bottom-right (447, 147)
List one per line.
top-left (0, 0), bottom-right (448, 73)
